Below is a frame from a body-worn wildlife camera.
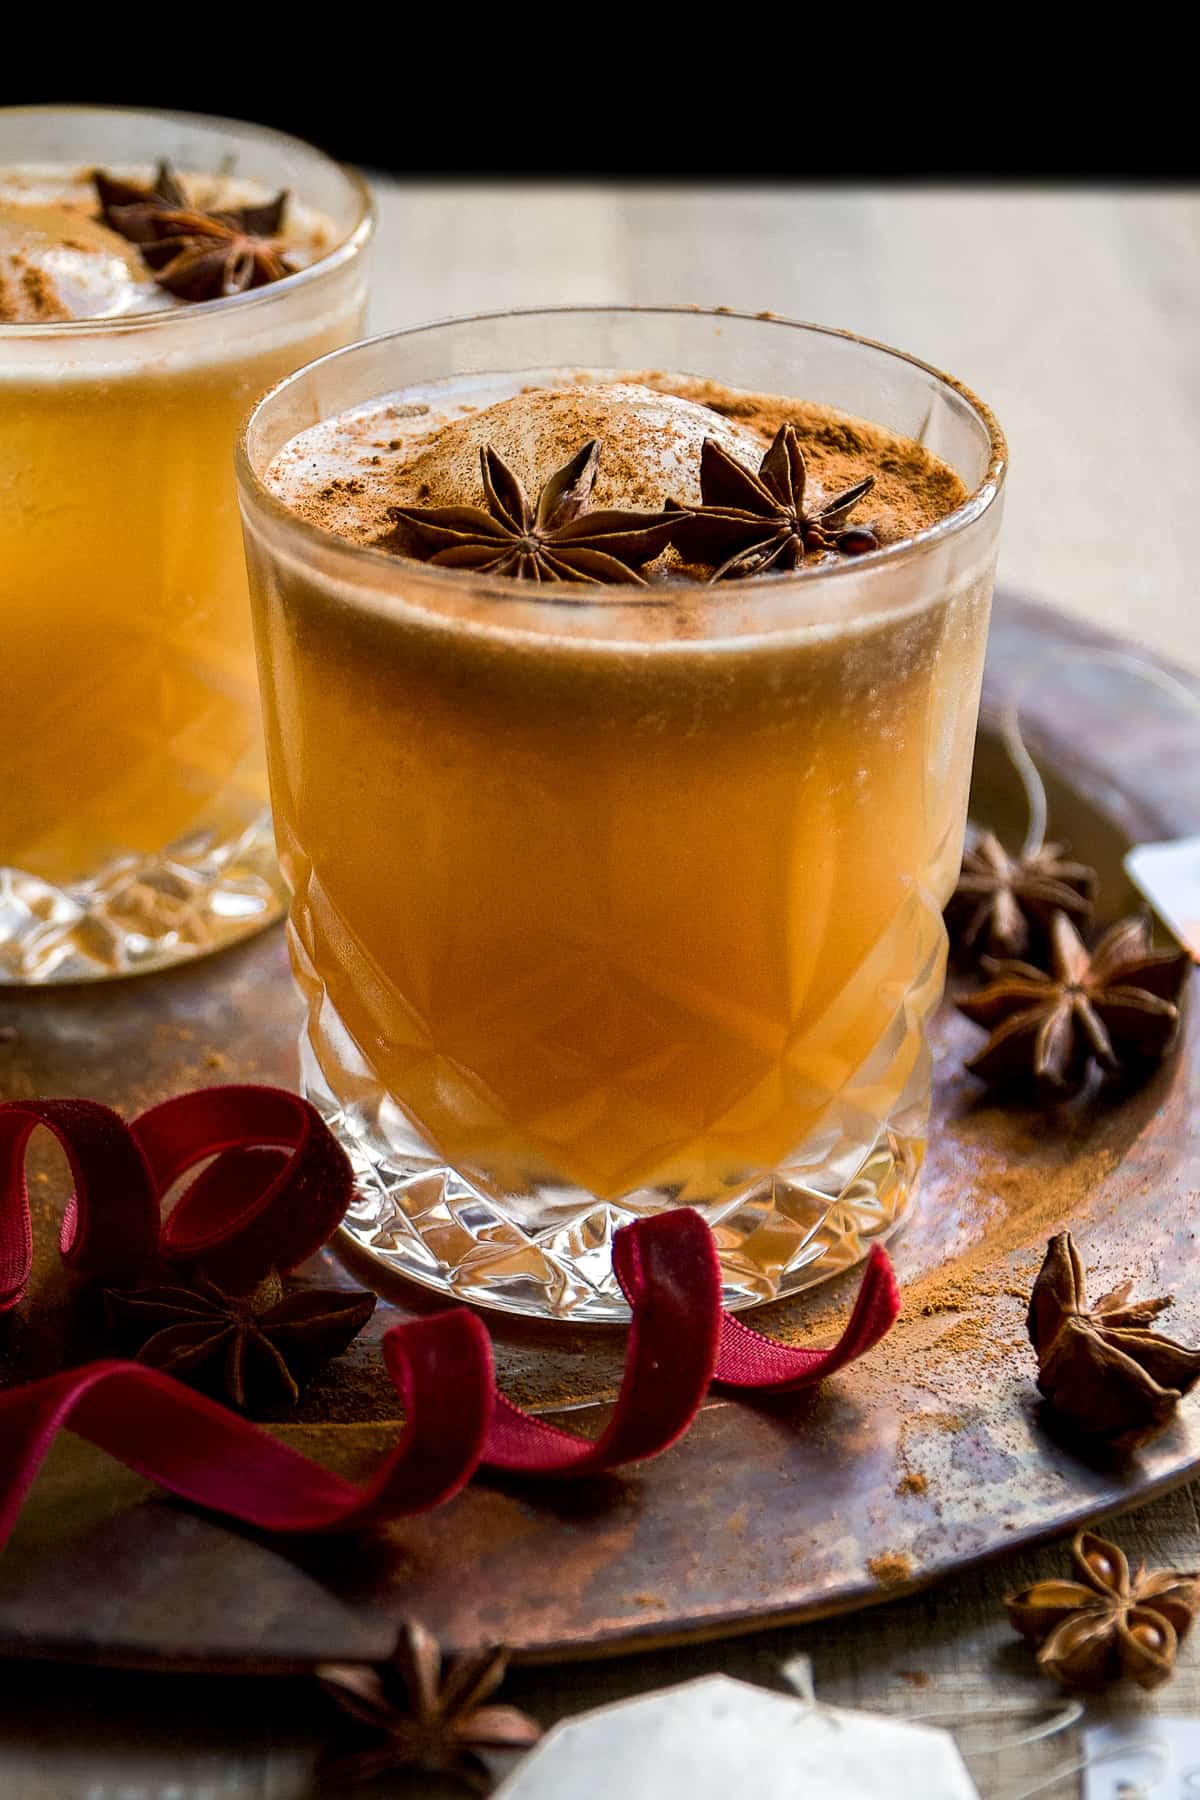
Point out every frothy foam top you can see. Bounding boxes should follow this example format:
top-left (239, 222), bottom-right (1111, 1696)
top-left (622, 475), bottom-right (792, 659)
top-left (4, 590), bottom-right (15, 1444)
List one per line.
top-left (266, 370), bottom-right (968, 586)
top-left (0, 165), bottom-right (338, 324)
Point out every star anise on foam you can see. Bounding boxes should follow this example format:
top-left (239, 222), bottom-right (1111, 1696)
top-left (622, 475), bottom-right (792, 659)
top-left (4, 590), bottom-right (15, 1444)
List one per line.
top-left (104, 1269), bottom-right (375, 1412)
top-left (670, 422), bottom-right (877, 580)
top-left (318, 1620), bottom-right (542, 1793)
top-left (93, 161), bottom-right (292, 301)
top-left (93, 160), bottom-right (188, 225)
top-left (958, 909), bottom-right (1190, 1096)
top-left (389, 439), bottom-right (679, 584)
top-left (945, 830), bottom-right (1096, 964)
top-left (1007, 1530), bottom-right (1200, 1689)
top-left (1028, 1232), bottom-right (1200, 1450)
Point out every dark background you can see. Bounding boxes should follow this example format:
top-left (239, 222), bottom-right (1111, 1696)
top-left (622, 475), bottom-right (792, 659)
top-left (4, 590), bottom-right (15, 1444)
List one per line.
top-left (2, 65), bottom-right (1192, 182)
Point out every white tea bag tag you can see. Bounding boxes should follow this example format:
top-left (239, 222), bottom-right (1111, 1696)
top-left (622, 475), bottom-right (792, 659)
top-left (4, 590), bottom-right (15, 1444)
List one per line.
top-left (1084, 1716), bottom-right (1200, 1797)
top-left (1126, 837), bottom-right (1200, 962)
top-left (494, 1674), bottom-right (980, 1798)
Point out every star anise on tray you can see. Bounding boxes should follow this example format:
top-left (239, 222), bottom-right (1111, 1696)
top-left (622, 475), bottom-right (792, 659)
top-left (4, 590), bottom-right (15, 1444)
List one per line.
top-left (93, 161), bottom-right (292, 301)
top-left (1026, 1231), bottom-right (1200, 1451)
top-left (945, 831), bottom-right (1096, 964)
top-left (390, 439), bottom-right (679, 584)
top-left (104, 1269), bottom-right (375, 1412)
top-left (318, 1620), bottom-right (542, 1793)
top-left (958, 910), bottom-right (1190, 1096)
top-left (670, 422), bottom-right (877, 580)
top-left (1006, 1529), bottom-right (1200, 1689)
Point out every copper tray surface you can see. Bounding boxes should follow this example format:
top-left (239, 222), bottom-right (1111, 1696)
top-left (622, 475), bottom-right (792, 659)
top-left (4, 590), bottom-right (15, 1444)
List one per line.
top-left (1, 590), bottom-right (1198, 1674)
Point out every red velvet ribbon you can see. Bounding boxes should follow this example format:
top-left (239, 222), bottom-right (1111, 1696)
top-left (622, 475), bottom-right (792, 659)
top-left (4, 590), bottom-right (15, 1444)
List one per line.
top-left (0, 1086), bottom-right (352, 1309)
top-left (0, 1086), bottom-right (899, 1548)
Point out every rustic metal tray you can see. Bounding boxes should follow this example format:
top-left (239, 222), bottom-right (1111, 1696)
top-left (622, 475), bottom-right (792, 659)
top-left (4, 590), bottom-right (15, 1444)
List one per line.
top-left (2, 590), bottom-right (1199, 1676)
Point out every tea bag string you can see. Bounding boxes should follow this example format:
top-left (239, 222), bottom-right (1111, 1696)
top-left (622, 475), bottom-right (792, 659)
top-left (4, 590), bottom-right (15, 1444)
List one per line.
top-left (787, 1674), bottom-right (1175, 1795)
top-left (1000, 646), bottom-right (1200, 860)
top-left (907, 1697), bottom-right (1171, 1799)
top-left (905, 1695), bottom-right (1082, 1753)
top-left (1004, 1734), bottom-right (1170, 1800)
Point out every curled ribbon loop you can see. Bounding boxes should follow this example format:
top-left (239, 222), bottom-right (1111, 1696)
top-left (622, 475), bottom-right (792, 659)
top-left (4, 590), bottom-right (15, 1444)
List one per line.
top-left (0, 1086), bottom-right (900, 1548)
top-left (0, 1099), bottom-right (159, 1309)
top-left (485, 1208), bottom-right (725, 1474)
top-left (715, 1245), bottom-right (899, 1388)
top-left (135, 1085), bottom-right (355, 1288)
top-left (0, 1085), bottom-right (353, 1308)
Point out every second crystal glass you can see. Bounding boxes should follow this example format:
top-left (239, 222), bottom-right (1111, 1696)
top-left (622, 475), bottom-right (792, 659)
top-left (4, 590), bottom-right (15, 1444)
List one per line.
top-left (237, 307), bottom-right (1006, 1321)
top-left (0, 107), bottom-right (372, 982)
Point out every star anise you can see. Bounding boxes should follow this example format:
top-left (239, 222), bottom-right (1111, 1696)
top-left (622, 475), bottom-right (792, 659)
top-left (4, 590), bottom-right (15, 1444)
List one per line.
top-left (93, 161), bottom-right (292, 301)
top-left (1026, 1231), bottom-right (1200, 1450)
top-left (93, 160), bottom-right (188, 225)
top-left (946, 831), bottom-right (1096, 964)
top-left (958, 909), bottom-right (1190, 1095)
top-left (390, 439), bottom-right (679, 584)
top-left (671, 422), bottom-right (877, 579)
top-left (1006, 1529), bottom-right (1200, 1689)
top-left (104, 1269), bottom-right (375, 1412)
top-left (318, 1620), bottom-right (541, 1793)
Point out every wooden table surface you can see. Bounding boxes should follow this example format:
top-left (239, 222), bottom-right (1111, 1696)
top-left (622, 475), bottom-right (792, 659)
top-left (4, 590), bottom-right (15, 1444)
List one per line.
top-left (4, 181), bottom-right (1200, 1798)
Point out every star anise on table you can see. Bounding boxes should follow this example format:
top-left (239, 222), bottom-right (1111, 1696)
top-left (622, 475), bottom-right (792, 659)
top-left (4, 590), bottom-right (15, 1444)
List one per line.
top-left (318, 1620), bottom-right (542, 1793)
top-left (1006, 1529), bottom-right (1200, 1689)
top-left (945, 831), bottom-right (1096, 964)
top-left (1027, 1231), bottom-right (1200, 1451)
top-left (957, 909), bottom-right (1190, 1096)
top-left (390, 439), bottom-right (679, 584)
top-left (670, 422), bottom-right (877, 580)
top-left (104, 1269), bottom-right (375, 1412)
top-left (93, 161), bottom-right (293, 301)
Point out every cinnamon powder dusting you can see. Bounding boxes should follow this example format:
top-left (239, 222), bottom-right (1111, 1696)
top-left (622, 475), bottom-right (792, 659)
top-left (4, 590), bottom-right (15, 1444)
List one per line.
top-left (869, 1551), bottom-right (915, 1587)
top-left (0, 254), bottom-right (71, 322)
top-left (896, 1471), bottom-right (929, 1496)
top-left (268, 368), bottom-right (969, 569)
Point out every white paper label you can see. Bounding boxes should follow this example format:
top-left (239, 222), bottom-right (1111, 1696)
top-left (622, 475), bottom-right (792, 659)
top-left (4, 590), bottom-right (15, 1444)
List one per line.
top-left (494, 1675), bottom-right (980, 1798)
top-left (1126, 837), bottom-right (1200, 962)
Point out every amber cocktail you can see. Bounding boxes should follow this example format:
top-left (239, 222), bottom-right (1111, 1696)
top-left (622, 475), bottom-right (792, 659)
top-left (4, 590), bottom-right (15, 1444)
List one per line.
top-left (237, 308), bottom-right (1006, 1320)
top-left (0, 106), bottom-right (371, 981)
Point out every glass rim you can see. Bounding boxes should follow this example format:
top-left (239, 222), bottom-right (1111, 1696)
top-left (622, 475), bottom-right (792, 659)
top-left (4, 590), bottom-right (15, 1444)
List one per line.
top-left (0, 102), bottom-right (375, 339)
top-left (236, 303), bottom-right (1008, 610)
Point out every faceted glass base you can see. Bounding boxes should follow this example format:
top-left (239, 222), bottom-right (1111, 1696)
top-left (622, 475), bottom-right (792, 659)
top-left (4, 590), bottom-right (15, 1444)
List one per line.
top-left (305, 1021), bottom-right (924, 1323)
top-left (0, 812), bottom-right (285, 984)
